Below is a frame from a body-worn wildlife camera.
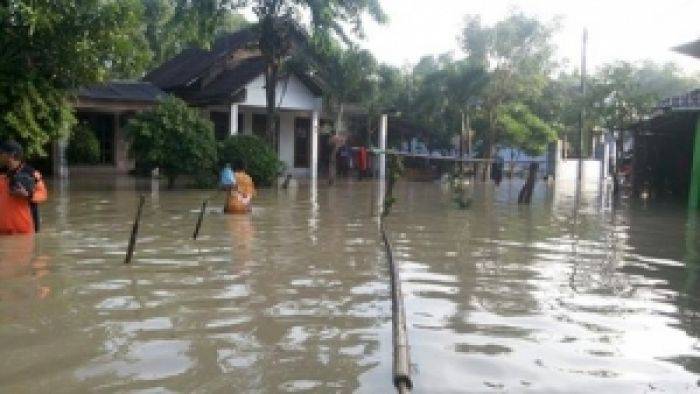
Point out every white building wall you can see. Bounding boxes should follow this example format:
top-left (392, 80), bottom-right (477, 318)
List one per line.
top-left (243, 74), bottom-right (322, 112)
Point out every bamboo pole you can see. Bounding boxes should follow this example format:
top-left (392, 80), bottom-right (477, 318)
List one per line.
top-left (124, 195), bottom-right (146, 264)
top-left (192, 199), bottom-right (208, 240)
top-left (381, 223), bottom-right (413, 392)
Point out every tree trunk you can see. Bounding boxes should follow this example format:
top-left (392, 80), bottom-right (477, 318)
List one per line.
top-left (265, 62), bottom-right (279, 150)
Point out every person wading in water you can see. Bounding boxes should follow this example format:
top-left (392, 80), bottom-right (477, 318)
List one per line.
top-left (0, 141), bottom-right (48, 234)
top-left (224, 161), bottom-right (255, 214)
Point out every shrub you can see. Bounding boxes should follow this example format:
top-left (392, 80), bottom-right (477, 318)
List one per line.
top-left (126, 96), bottom-right (217, 188)
top-left (219, 135), bottom-right (282, 187)
top-left (66, 122), bottom-right (101, 164)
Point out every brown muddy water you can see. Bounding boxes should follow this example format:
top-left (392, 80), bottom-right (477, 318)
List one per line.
top-left (0, 177), bottom-right (699, 393)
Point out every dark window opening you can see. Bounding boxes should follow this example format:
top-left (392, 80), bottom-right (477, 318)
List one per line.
top-left (294, 117), bottom-right (310, 168)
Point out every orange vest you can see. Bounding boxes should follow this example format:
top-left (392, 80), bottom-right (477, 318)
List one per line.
top-left (0, 175), bottom-right (34, 234)
top-left (32, 171), bottom-right (48, 203)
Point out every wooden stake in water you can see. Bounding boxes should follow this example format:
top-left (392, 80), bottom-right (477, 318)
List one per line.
top-left (192, 199), bottom-right (208, 240)
top-left (124, 195), bottom-right (146, 264)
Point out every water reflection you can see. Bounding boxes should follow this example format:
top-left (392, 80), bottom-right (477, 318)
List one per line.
top-left (0, 178), bottom-right (698, 392)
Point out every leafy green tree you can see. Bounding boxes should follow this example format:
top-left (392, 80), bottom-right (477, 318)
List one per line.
top-left (219, 135), bottom-right (282, 186)
top-left (66, 123), bottom-right (101, 165)
top-left (143, 0), bottom-right (248, 67)
top-left (497, 103), bottom-right (557, 155)
top-left (126, 96), bottom-right (217, 188)
top-left (461, 13), bottom-right (558, 176)
top-left (588, 61), bottom-right (698, 162)
top-left (309, 42), bottom-right (378, 182)
top-left (248, 0), bottom-right (386, 148)
top-left (0, 0), bottom-right (151, 156)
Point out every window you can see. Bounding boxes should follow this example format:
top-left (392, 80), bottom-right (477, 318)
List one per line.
top-left (294, 118), bottom-right (310, 168)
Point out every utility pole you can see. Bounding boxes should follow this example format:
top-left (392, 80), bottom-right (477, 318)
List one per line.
top-left (578, 28), bottom-right (588, 186)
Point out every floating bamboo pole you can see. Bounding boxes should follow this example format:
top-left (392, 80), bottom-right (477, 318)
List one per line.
top-left (124, 195), bottom-right (146, 264)
top-left (381, 223), bottom-right (413, 392)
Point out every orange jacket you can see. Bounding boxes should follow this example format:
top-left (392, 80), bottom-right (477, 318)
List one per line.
top-left (0, 175), bottom-right (34, 234)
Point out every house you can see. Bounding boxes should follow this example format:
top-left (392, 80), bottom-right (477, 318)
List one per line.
top-left (629, 37), bottom-right (700, 209)
top-left (633, 89), bottom-right (700, 207)
top-left (61, 28), bottom-right (326, 178)
top-left (60, 81), bottom-right (165, 175)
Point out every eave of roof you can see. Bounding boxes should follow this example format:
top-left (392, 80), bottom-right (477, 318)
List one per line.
top-left (673, 38), bottom-right (700, 59)
top-left (77, 82), bottom-right (165, 102)
top-left (656, 89), bottom-right (700, 113)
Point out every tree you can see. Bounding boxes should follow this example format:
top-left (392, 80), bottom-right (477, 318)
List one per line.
top-left (248, 0), bottom-right (386, 149)
top-left (143, 0), bottom-right (248, 67)
top-left (219, 135), bottom-right (282, 186)
top-left (461, 13), bottom-right (558, 178)
top-left (0, 0), bottom-right (151, 156)
top-left (310, 42), bottom-right (378, 183)
top-left (126, 96), bottom-right (217, 188)
top-left (587, 61), bottom-right (698, 164)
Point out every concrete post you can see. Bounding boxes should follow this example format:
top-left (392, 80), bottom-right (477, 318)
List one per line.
top-left (311, 111), bottom-right (319, 180)
top-left (229, 104), bottom-right (239, 136)
top-left (379, 114), bottom-right (388, 181)
top-left (689, 116), bottom-right (700, 210)
top-left (553, 139), bottom-right (562, 179)
top-left (52, 139), bottom-right (68, 178)
top-left (602, 137), bottom-right (609, 181)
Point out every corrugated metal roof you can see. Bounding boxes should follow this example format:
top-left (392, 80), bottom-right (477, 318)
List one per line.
top-left (657, 89), bottom-right (700, 111)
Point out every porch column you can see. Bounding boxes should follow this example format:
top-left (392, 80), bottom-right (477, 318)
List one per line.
top-left (379, 114), bottom-right (388, 180)
top-left (311, 110), bottom-right (319, 180)
top-left (689, 116), bottom-right (700, 210)
top-left (229, 104), bottom-right (239, 136)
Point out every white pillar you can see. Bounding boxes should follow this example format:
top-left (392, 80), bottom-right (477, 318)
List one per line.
top-left (52, 139), bottom-right (68, 178)
top-left (379, 114), bottom-right (388, 181)
top-left (311, 111), bottom-right (319, 180)
top-left (229, 104), bottom-right (239, 136)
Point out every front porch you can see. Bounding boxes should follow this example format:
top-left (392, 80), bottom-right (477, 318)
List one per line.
top-left (206, 105), bottom-right (328, 179)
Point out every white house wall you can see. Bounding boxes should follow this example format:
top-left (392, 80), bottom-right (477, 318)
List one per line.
top-left (243, 74), bottom-right (322, 112)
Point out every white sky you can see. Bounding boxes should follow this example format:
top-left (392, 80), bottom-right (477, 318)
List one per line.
top-left (359, 0), bottom-right (700, 74)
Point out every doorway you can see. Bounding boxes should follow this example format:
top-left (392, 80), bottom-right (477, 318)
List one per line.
top-left (294, 117), bottom-right (310, 168)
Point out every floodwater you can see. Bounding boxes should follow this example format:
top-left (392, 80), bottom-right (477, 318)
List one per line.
top-left (1, 177), bottom-right (699, 393)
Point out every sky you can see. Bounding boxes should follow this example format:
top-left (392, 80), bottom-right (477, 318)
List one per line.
top-left (358, 0), bottom-right (700, 73)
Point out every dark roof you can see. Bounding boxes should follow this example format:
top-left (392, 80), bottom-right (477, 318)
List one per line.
top-left (657, 89), bottom-right (700, 112)
top-left (143, 27), bottom-right (323, 105)
top-left (673, 38), bottom-right (700, 59)
top-left (145, 28), bottom-right (257, 90)
top-left (77, 82), bottom-right (165, 102)
top-left (190, 57), bottom-right (267, 102)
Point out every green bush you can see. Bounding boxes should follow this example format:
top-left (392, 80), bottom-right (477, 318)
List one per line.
top-left (66, 122), bottom-right (101, 164)
top-left (219, 135), bottom-right (282, 187)
top-left (126, 96), bottom-right (217, 188)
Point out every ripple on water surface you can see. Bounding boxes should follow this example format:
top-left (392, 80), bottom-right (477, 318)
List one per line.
top-left (0, 180), bottom-right (698, 392)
